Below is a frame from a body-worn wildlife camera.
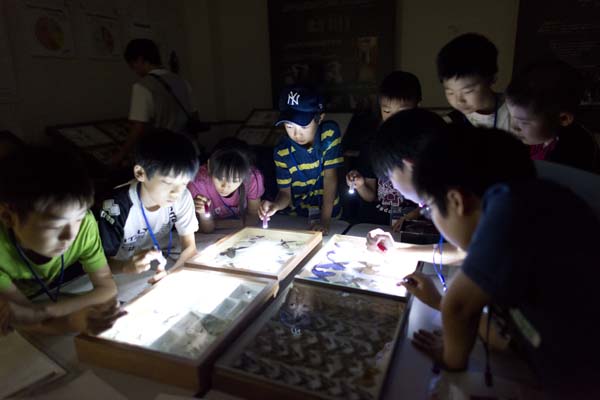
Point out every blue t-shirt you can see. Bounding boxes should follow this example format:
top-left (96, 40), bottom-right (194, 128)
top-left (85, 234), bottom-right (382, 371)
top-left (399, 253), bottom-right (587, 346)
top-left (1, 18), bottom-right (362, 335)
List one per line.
top-left (273, 120), bottom-right (344, 218)
top-left (462, 180), bottom-right (600, 395)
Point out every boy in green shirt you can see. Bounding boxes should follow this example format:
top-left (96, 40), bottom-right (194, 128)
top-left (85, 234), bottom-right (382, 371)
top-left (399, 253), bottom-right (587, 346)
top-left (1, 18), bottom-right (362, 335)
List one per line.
top-left (0, 146), bottom-right (122, 335)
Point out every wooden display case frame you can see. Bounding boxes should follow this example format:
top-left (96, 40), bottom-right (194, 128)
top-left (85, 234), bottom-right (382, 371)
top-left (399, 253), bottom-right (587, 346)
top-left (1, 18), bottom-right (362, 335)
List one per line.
top-left (186, 227), bottom-right (322, 281)
top-left (74, 267), bottom-right (279, 393)
top-left (212, 270), bottom-right (419, 400)
top-left (295, 234), bottom-right (417, 300)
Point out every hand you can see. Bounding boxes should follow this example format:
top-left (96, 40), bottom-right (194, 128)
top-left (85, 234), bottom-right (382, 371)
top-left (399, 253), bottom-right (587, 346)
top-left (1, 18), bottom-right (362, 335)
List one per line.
top-left (125, 249), bottom-right (165, 274)
top-left (78, 298), bottom-right (127, 335)
top-left (399, 272), bottom-right (442, 310)
top-left (412, 329), bottom-right (447, 368)
top-left (193, 195), bottom-right (211, 217)
top-left (391, 217), bottom-right (405, 233)
top-left (346, 170), bottom-right (365, 190)
top-left (258, 200), bottom-right (278, 220)
top-left (310, 221), bottom-right (329, 236)
top-left (366, 228), bottom-right (394, 253)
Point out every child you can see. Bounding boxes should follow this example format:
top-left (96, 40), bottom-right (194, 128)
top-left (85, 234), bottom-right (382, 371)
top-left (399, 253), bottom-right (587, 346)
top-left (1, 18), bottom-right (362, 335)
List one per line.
top-left (369, 108), bottom-right (449, 204)
top-left (436, 33), bottom-right (511, 132)
top-left (187, 138), bottom-right (265, 233)
top-left (259, 86), bottom-right (344, 234)
top-left (346, 71), bottom-right (423, 229)
top-left (398, 128), bottom-right (599, 397)
top-left (0, 147), bottom-right (122, 335)
top-left (505, 59), bottom-right (600, 173)
top-left (97, 131), bottom-right (199, 283)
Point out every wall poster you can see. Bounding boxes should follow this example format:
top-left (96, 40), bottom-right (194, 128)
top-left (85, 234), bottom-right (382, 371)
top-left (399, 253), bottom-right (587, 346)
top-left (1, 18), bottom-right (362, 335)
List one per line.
top-left (268, 0), bottom-right (395, 113)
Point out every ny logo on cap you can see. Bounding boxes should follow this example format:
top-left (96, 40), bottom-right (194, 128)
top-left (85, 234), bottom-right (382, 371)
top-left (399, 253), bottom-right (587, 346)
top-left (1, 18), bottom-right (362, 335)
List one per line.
top-left (287, 91), bottom-right (300, 106)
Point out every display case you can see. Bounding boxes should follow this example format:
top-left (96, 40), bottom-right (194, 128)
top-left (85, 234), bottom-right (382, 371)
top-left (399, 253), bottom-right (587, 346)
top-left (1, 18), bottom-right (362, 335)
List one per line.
top-left (213, 278), bottom-right (411, 400)
top-left (75, 268), bottom-right (278, 391)
top-left (296, 234), bottom-right (417, 299)
top-left (187, 227), bottom-right (322, 281)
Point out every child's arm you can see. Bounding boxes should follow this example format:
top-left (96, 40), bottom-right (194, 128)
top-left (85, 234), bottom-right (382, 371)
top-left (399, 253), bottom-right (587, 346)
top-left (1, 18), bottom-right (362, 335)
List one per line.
top-left (153, 233), bottom-right (197, 280)
top-left (259, 188), bottom-right (291, 220)
top-left (439, 270), bottom-right (490, 370)
top-left (194, 195), bottom-right (215, 233)
top-left (0, 268), bottom-right (122, 335)
top-left (366, 228), bottom-right (466, 265)
top-left (319, 168), bottom-right (338, 232)
top-left (346, 170), bottom-right (377, 202)
top-left (246, 198), bottom-right (261, 219)
top-left (44, 265), bottom-right (117, 318)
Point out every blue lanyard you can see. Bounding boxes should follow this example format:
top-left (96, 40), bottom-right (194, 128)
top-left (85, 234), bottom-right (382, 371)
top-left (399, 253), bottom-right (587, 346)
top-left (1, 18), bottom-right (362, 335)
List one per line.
top-left (433, 236), bottom-right (447, 292)
top-left (136, 183), bottom-right (172, 257)
top-left (10, 231), bottom-right (64, 302)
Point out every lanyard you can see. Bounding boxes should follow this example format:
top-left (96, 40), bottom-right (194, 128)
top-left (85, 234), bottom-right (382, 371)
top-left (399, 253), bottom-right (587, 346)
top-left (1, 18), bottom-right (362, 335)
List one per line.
top-left (10, 231), bottom-right (64, 302)
top-left (136, 183), bottom-right (172, 257)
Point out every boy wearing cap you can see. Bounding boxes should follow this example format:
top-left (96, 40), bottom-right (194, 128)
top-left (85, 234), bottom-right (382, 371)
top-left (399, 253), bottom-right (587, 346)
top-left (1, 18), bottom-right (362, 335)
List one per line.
top-left (259, 86), bottom-right (344, 234)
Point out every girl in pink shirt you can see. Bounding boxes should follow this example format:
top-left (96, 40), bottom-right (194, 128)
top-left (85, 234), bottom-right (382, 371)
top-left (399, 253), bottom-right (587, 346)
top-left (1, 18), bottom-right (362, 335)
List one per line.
top-left (187, 140), bottom-right (265, 233)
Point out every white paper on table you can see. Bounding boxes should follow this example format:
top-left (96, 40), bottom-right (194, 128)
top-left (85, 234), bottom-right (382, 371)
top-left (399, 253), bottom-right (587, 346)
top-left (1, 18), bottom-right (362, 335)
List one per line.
top-left (0, 331), bottom-right (65, 399)
top-left (18, 370), bottom-right (127, 400)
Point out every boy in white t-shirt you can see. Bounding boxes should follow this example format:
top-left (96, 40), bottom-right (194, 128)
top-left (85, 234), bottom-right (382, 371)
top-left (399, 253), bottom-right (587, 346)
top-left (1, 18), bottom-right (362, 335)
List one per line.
top-left (436, 33), bottom-right (510, 132)
top-left (96, 131), bottom-right (199, 283)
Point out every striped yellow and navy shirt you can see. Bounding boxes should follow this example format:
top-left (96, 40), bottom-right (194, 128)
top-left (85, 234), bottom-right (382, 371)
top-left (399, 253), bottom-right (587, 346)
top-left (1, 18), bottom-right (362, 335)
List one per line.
top-left (273, 120), bottom-right (344, 218)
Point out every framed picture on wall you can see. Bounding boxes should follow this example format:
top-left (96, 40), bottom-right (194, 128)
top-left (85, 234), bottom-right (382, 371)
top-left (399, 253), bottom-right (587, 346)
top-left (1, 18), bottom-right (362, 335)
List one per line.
top-left (25, 3), bottom-right (75, 58)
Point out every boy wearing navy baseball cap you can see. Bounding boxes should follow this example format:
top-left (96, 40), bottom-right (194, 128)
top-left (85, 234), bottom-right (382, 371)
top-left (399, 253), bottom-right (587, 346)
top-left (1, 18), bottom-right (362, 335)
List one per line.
top-left (259, 86), bottom-right (344, 234)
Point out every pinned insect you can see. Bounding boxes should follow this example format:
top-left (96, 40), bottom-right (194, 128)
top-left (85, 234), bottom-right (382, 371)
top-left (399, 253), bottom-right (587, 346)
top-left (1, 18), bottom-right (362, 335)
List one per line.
top-left (220, 245), bottom-right (248, 258)
top-left (279, 239), bottom-right (298, 249)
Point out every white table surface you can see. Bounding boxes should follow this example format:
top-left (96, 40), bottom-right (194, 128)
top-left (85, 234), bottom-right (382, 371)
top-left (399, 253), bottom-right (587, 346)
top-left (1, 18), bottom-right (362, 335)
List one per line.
top-left (23, 219), bottom-right (534, 399)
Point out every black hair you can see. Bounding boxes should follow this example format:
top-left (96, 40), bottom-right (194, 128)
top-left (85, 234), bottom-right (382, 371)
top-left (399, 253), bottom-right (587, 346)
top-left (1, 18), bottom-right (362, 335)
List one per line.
top-left (379, 71), bottom-right (422, 103)
top-left (0, 146), bottom-right (94, 220)
top-left (208, 138), bottom-right (255, 219)
top-left (436, 33), bottom-right (498, 83)
top-left (370, 108), bottom-right (448, 178)
top-left (413, 127), bottom-right (535, 216)
top-left (506, 58), bottom-right (583, 118)
top-left (124, 38), bottom-right (162, 65)
top-left (134, 130), bottom-right (199, 180)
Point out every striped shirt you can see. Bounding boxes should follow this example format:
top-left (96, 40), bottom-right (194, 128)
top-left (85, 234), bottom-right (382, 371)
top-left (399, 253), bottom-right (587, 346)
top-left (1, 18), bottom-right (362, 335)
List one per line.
top-left (273, 120), bottom-right (344, 217)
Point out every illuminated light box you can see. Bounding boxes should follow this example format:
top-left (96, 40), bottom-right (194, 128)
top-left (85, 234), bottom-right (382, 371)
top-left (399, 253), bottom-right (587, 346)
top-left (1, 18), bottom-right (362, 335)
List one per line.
top-left (296, 234), bottom-right (417, 299)
top-left (187, 227), bottom-right (322, 281)
top-left (213, 279), bottom-right (411, 400)
top-left (75, 268), bottom-right (278, 392)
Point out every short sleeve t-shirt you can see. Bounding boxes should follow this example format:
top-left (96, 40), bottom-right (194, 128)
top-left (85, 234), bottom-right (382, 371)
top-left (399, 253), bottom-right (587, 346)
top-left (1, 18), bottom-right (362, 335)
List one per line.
top-left (357, 140), bottom-right (415, 215)
top-left (273, 120), bottom-right (344, 217)
top-left (0, 212), bottom-right (107, 297)
top-left (444, 95), bottom-right (511, 133)
top-left (187, 165), bottom-right (265, 219)
top-left (96, 181), bottom-right (198, 260)
top-left (129, 69), bottom-right (196, 134)
top-left (461, 180), bottom-right (600, 392)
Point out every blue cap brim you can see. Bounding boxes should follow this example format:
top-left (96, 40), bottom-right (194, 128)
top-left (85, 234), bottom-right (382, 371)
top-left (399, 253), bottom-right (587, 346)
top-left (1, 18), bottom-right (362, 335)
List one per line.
top-left (275, 110), bottom-right (315, 127)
